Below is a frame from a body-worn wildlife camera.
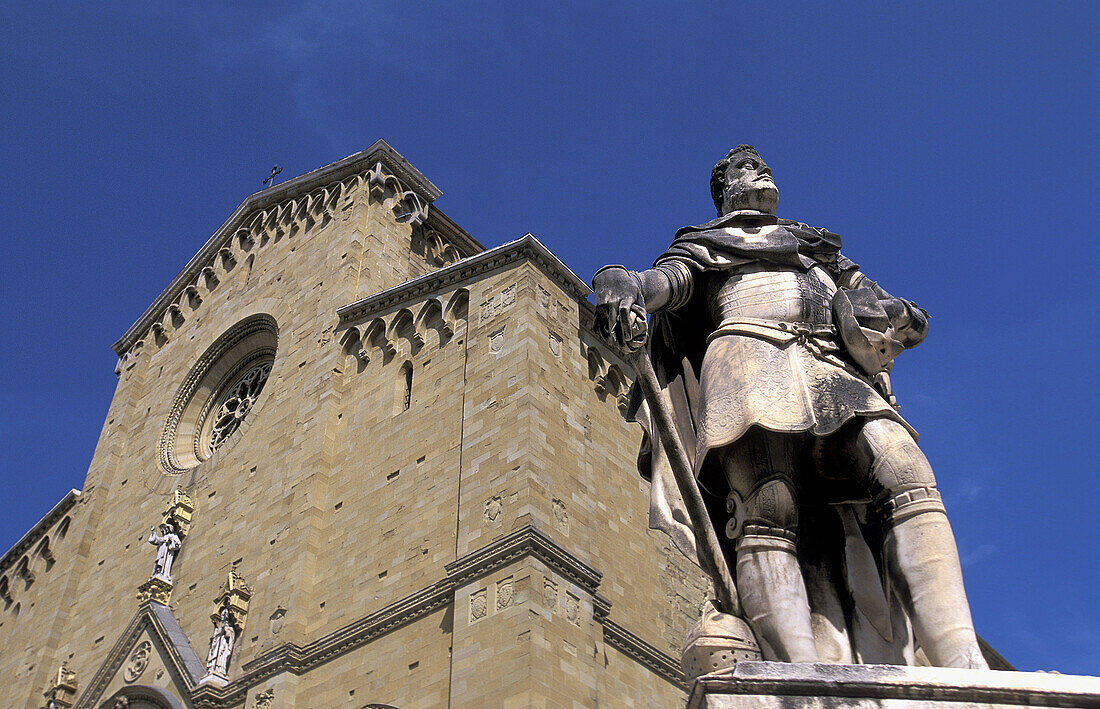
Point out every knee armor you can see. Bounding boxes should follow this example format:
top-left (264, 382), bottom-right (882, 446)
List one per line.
top-left (735, 476), bottom-right (798, 554)
top-left (848, 418), bottom-right (945, 526)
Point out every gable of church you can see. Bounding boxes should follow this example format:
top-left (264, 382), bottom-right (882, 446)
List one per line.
top-left (75, 603), bottom-right (204, 709)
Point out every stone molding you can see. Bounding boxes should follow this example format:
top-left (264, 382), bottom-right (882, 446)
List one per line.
top-left (74, 602), bottom-right (206, 709)
top-left (445, 524), bottom-right (602, 595)
top-left (337, 233), bottom-right (591, 327)
top-left (213, 580), bottom-right (454, 706)
top-left (0, 488), bottom-right (79, 574)
top-left (112, 140), bottom-right (483, 366)
top-left (687, 661), bottom-right (1100, 708)
top-left (178, 525), bottom-right (684, 706)
top-left (600, 616), bottom-right (689, 691)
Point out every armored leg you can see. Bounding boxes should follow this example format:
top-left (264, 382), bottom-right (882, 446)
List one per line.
top-left (722, 430), bottom-right (818, 663)
top-left (849, 418), bottom-right (987, 669)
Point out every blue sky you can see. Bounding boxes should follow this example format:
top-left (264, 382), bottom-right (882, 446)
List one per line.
top-left (1, 1), bottom-right (1096, 675)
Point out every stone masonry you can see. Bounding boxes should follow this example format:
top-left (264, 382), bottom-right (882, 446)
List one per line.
top-left (0, 141), bottom-right (708, 708)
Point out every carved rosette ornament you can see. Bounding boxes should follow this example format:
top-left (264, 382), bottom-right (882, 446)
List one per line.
top-left (123, 640), bottom-right (152, 683)
top-left (41, 665), bottom-right (78, 709)
top-left (208, 361), bottom-right (272, 450)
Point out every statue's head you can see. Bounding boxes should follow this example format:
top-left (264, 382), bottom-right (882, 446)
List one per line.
top-left (710, 145), bottom-right (779, 216)
top-left (161, 520), bottom-right (176, 535)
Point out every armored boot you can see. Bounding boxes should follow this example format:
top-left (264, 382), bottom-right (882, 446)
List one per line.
top-left (883, 490), bottom-right (988, 669)
top-left (735, 529), bottom-right (819, 663)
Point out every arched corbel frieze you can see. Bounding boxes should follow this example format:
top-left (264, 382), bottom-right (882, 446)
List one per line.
top-left (444, 288), bottom-right (469, 329)
top-left (150, 323), bottom-right (168, 347)
top-left (199, 266), bottom-right (219, 292)
top-left (416, 298), bottom-right (453, 343)
top-left (368, 161), bottom-right (429, 227)
top-left (388, 309), bottom-right (424, 353)
top-left (0, 575), bottom-right (12, 606)
top-left (583, 340), bottom-right (634, 415)
top-left (36, 536), bottom-right (55, 571)
top-left (217, 247), bottom-right (236, 273)
top-left (360, 319), bottom-right (396, 365)
top-left (14, 556), bottom-right (34, 589)
top-left (114, 160), bottom-right (436, 369)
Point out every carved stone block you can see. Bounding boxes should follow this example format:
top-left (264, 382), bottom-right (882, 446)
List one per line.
top-left (212, 570), bottom-right (252, 622)
top-left (688, 662), bottom-right (1100, 708)
top-left (136, 575), bottom-right (173, 605)
top-left (41, 665), bottom-right (77, 708)
top-left (162, 488), bottom-right (195, 539)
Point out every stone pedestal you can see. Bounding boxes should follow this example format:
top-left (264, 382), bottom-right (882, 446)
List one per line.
top-left (197, 672), bottom-right (229, 688)
top-left (688, 661), bottom-right (1100, 709)
top-left (136, 576), bottom-right (173, 605)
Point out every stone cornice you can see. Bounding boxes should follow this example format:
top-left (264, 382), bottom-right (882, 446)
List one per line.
top-left (337, 234), bottom-right (592, 327)
top-left (112, 140), bottom-right (483, 358)
top-left (444, 524), bottom-right (602, 594)
top-left (182, 525), bottom-right (682, 706)
top-left (601, 617), bottom-right (688, 691)
top-left (0, 488), bottom-right (79, 574)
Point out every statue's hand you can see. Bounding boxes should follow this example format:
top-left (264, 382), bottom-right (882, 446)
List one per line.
top-left (593, 266), bottom-right (648, 352)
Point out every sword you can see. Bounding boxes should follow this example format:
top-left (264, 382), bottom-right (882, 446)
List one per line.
top-left (618, 316), bottom-right (742, 617)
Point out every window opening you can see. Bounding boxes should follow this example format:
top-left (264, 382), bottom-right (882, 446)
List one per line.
top-left (401, 362), bottom-right (413, 411)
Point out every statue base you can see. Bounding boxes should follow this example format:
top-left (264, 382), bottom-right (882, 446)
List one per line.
top-left (136, 576), bottom-right (174, 605)
top-left (688, 661), bottom-right (1100, 708)
top-left (198, 672), bottom-right (229, 688)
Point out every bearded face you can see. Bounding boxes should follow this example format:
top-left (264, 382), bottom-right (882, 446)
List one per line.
top-left (721, 152), bottom-right (779, 215)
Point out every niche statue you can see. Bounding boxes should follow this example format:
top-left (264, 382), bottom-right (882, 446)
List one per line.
top-left (205, 606), bottom-right (238, 679)
top-left (147, 520), bottom-right (182, 582)
top-left (593, 145), bottom-right (987, 669)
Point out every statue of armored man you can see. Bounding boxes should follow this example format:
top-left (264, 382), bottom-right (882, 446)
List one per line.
top-left (593, 145), bottom-right (987, 669)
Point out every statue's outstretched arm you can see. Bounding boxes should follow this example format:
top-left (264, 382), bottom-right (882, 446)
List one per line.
top-left (592, 261), bottom-right (693, 347)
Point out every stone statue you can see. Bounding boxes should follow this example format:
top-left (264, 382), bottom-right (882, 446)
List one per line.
top-left (593, 145), bottom-right (987, 669)
top-left (147, 520), bottom-right (182, 581)
top-left (205, 607), bottom-right (237, 678)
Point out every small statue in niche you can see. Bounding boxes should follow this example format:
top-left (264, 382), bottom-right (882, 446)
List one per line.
top-left (147, 520), bottom-right (182, 581)
top-left (205, 606), bottom-right (238, 678)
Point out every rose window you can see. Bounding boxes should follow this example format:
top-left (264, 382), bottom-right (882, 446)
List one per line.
top-left (160, 315), bottom-right (278, 473)
top-left (207, 360), bottom-right (272, 451)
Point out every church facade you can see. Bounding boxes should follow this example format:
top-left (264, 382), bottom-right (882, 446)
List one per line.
top-left (1, 141), bottom-right (711, 708)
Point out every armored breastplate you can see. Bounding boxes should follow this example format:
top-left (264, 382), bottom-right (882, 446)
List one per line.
top-left (708, 264), bottom-right (837, 324)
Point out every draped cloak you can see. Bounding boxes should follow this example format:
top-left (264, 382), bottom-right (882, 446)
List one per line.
top-left (627, 210), bottom-right (924, 663)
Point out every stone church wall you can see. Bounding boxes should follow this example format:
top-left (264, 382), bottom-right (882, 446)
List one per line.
top-left (1, 144), bottom-right (706, 708)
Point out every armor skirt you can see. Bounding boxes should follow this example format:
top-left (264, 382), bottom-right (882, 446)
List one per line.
top-left (694, 331), bottom-right (915, 468)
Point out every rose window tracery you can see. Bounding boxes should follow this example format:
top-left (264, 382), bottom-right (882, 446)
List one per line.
top-left (207, 360), bottom-right (272, 451)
